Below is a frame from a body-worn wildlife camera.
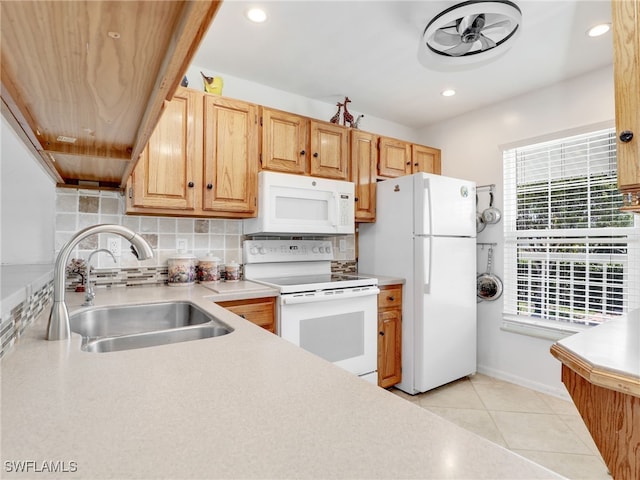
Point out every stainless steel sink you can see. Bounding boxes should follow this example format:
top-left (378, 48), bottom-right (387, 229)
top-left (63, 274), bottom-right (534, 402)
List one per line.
top-left (70, 301), bottom-right (233, 353)
top-left (83, 324), bottom-right (231, 353)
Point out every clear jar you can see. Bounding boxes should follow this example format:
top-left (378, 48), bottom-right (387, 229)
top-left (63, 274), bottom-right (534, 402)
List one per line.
top-left (197, 254), bottom-right (221, 284)
top-left (167, 254), bottom-right (197, 286)
top-left (225, 261), bottom-right (240, 282)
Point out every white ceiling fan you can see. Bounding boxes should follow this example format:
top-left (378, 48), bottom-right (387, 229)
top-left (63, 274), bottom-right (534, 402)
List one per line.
top-left (419, 0), bottom-right (523, 69)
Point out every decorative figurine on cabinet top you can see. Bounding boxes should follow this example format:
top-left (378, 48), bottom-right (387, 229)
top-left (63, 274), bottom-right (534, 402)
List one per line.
top-left (201, 71), bottom-right (223, 95)
top-left (329, 101), bottom-right (343, 124)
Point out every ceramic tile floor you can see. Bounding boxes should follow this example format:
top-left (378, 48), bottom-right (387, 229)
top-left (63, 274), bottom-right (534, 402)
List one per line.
top-left (391, 374), bottom-right (611, 480)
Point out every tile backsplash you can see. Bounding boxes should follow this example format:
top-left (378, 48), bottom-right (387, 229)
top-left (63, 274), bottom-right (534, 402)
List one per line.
top-left (55, 188), bottom-right (356, 274)
top-left (56, 188), bottom-right (244, 269)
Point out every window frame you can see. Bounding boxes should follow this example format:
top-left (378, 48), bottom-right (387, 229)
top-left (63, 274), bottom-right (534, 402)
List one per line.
top-left (501, 124), bottom-right (640, 340)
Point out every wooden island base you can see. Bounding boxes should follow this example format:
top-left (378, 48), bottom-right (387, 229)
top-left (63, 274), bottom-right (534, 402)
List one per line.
top-left (560, 364), bottom-right (640, 479)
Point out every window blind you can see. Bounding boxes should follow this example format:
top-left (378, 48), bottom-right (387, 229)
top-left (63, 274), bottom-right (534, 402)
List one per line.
top-left (503, 128), bottom-right (639, 330)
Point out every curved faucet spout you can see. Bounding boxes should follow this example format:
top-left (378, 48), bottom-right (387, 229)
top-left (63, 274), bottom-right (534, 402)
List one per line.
top-left (46, 224), bottom-right (154, 341)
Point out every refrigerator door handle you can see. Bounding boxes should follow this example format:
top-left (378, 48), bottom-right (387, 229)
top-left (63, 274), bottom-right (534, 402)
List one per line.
top-left (424, 236), bottom-right (431, 294)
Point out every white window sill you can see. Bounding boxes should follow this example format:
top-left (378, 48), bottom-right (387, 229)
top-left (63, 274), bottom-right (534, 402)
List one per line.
top-left (501, 315), bottom-right (590, 341)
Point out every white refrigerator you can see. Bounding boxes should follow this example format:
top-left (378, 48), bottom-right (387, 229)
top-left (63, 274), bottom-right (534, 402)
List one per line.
top-left (359, 173), bottom-right (477, 394)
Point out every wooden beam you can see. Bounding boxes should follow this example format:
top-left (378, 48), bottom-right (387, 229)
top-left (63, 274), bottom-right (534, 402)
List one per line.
top-left (124, 0), bottom-right (222, 187)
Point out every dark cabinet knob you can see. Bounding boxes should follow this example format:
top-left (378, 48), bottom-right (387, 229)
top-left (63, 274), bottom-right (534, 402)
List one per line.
top-left (300, 150), bottom-right (306, 156)
top-left (388, 296), bottom-right (395, 302)
top-left (239, 314), bottom-right (246, 319)
top-left (313, 152), bottom-right (319, 158)
top-left (414, 163), bottom-right (419, 167)
top-left (620, 130), bottom-right (634, 143)
top-left (207, 183), bottom-right (213, 190)
top-left (188, 181), bottom-right (194, 188)
top-left (354, 197), bottom-right (359, 202)
top-left (406, 161), bottom-right (411, 166)
top-left (379, 331), bottom-right (385, 336)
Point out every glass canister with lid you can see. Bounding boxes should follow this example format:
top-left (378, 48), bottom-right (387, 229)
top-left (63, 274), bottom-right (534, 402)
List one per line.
top-left (197, 253), bottom-right (221, 284)
top-left (225, 261), bottom-right (240, 282)
top-left (167, 253), bottom-right (197, 286)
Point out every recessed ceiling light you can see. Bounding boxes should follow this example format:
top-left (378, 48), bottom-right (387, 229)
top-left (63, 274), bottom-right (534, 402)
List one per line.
top-left (587, 23), bottom-right (610, 37)
top-left (441, 89), bottom-right (456, 97)
top-left (246, 7), bottom-right (267, 23)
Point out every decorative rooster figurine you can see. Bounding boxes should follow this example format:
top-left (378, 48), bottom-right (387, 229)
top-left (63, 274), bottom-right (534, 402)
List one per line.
top-left (329, 102), bottom-right (343, 124)
top-left (201, 71), bottom-right (223, 95)
top-left (342, 97), bottom-right (354, 127)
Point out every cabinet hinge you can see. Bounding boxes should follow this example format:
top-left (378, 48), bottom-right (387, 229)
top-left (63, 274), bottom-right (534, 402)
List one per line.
top-left (259, 116), bottom-right (262, 126)
top-left (259, 153), bottom-right (263, 166)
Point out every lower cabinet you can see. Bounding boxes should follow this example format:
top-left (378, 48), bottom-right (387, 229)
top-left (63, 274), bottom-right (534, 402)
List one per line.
top-left (218, 297), bottom-right (276, 333)
top-left (377, 284), bottom-right (402, 388)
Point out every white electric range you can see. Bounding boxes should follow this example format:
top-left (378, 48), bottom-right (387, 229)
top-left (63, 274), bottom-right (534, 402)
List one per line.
top-left (243, 239), bottom-right (379, 383)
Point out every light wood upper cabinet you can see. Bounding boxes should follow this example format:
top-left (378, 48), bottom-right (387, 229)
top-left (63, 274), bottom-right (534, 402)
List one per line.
top-left (309, 120), bottom-right (349, 180)
top-left (202, 96), bottom-right (258, 216)
top-left (127, 88), bottom-right (259, 218)
top-left (379, 136), bottom-right (442, 178)
top-left (412, 144), bottom-right (442, 175)
top-left (612, 0), bottom-right (640, 206)
top-left (261, 108), bottom-right (308, 175)
top-left (350, 130), bottom-right (378, 222)
top-left (379, 137), bottom-right (412, 177)
top-left (260, 107), bottom-right (349, 180)
top-left (128, 89), bottom-right (199, 212)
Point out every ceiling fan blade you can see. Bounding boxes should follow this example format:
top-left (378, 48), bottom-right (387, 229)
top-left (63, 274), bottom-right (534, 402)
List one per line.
top-left (433, 29), bottom-right (463, 46)
top-left (444, 41), bottom-right (474, 56)
top-left (481, 19), bottom-right (512, 32)
top-left (478, 34), bottom-right (497, 50)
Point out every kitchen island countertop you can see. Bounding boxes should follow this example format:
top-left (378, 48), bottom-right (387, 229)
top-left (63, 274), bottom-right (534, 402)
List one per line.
top-left (1, 284), bottom-right (562, 479)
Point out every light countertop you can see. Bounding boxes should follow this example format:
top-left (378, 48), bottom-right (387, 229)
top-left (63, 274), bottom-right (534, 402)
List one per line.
top-left (357, 273), bottom-right (405, 286)
top-left (551, 310), bottom-right (640, 397)
top-left (1, 283), bottom-right (561, 479)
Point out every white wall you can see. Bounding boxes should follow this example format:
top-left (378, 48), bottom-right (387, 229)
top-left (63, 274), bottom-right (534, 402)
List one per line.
top-left (418, 66), bottom-right (616, 397)
top-left (186, 65), bottom-right (419, 142)
top-left (1, 115), bottom-right (56, 265)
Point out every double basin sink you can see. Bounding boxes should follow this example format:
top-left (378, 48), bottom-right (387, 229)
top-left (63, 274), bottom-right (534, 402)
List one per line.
top-left (70, 302), bottom-right (233, 353)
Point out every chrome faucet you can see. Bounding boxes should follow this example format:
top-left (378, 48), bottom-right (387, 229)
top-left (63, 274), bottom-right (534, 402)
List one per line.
top-left (83, 248), bottom-right (117, 306)
top-left (47, 224), bottom-right (154, 340)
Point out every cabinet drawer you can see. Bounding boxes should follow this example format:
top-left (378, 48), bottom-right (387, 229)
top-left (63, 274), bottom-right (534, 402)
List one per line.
top-left (218, 297), bottom-right (276, 332)
top-left (378, 285), bottom-right (402, 309)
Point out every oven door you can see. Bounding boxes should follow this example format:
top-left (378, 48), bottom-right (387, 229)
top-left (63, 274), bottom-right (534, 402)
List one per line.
top-left (278, 287), bottom-right (379, 382)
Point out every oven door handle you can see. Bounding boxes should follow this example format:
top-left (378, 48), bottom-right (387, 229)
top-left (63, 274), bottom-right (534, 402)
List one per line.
top-left (281, 287), bottom-right (380, 305)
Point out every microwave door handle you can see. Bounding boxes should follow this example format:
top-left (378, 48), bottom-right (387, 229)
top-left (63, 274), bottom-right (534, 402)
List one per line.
top-left (331, 192), bottom-right (338, 227)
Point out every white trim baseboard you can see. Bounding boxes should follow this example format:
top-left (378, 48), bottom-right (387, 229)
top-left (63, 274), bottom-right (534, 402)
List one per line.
top-left (476, 364), bottom-right (571, 401)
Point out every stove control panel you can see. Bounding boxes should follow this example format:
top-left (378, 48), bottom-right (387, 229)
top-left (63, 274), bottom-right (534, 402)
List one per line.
top-left (243, 240), bottom-right (334, 263)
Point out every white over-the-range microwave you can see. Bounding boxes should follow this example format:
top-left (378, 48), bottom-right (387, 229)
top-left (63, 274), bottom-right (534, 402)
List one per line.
top-left (243, 171), bottom-right (355, 235)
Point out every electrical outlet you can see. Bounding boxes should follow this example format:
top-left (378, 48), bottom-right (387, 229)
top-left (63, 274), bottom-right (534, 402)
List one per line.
top-left (108, 237), bottom-right (121, 257)
top-left (177, 238), bottom-right (188, 252)
top-left (339, 239), bottom-right (347, 252)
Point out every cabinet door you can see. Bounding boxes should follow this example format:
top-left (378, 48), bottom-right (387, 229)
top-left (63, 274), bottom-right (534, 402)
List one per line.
top-left (217, 297), bottom-right (276, 333)
top-left (612, 0), bottom-right (640, 194)
top-left (309, 120), bottom-right (349, 180)
top-left (412, 144), bottom-right (442, 175)
top-left (261, 107), bottom-right (308, 174)
top-left (128, 89), bottom-right (198, 212)
top-left (350, 130), bottom-right (377, 222)
top-left (378, 137), bottom-right (411, 177)
top-left (378, 309), bottom-right (402, 388)
top-left (377, 285), bottom-right (402, 388)
top-left (203, 96), bottom-right (259, 216)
